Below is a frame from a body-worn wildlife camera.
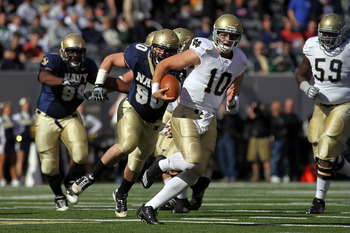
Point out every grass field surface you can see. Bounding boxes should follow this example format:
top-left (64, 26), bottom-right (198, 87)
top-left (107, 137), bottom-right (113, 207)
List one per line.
top-left (0, 181), bottom-right (349, 233)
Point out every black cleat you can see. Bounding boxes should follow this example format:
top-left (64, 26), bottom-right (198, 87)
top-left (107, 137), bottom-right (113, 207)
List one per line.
top-left (55, 195), bottom-right (69, 211)
top-left (137, 204), bottom-right (164, 225)
top-left (142, 155), bottom-right (166, 189)
top-left (159, 198), bottom-right (177, 210)
top-left (189, 177), bottom-right (210, 210)
top-left (112, 189), bottom-right (128, 217)
top-left (306, 197), bottom-right (325, 214)
top-left (172, 198), bottom-right (190, 213)
top-left (72, 173), bottom-right (95, 195)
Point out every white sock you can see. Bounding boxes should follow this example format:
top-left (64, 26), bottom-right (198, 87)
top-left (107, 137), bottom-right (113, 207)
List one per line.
top-left (337, 156), bottom-right (350, 178)
top-left (315, 177), bottom-right (331, 201)
top-left (163, 177), bottom-right (171, 184)
top-left (146, 171), bottom-right (199, 209)
top-left (177, 188), bottom-right (188, 199)
top-left (159, 152), bottom-right (197, 172)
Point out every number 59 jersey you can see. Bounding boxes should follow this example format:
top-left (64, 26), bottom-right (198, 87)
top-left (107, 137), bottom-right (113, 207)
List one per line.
top-left (304, 37), bottom-right (350, 104)
top-left (180, 37), bottom-right (247, 113)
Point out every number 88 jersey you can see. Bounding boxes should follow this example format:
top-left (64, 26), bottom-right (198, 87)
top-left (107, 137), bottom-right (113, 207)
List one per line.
top-left (304, 37), bottom-right (350, 104)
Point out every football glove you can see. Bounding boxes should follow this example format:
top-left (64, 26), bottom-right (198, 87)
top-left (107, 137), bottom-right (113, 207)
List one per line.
top-left (307, 86), bottom-right (320, 99)
top-left (88, 84), bottom-right (109, 102)
top-left (300, 81), bottom-right (320, 100)
top-left (62, 77), bottom-right (80, 87)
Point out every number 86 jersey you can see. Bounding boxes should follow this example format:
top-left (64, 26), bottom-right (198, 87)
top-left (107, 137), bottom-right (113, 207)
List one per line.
top-left (304, 37), bottom-right (350, 104)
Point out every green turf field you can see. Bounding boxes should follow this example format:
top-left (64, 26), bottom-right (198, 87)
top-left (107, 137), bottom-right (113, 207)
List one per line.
top-left (0, 181), bottom-right (349, 233)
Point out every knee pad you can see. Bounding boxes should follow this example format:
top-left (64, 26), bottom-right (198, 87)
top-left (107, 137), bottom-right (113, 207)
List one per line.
top-left (318, 134), bottom-right (344, 160)
top-left (41, 158), bottom-right (59, 176)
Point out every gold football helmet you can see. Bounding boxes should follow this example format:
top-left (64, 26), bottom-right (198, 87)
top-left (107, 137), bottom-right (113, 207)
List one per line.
top-left (145, 30), bottom-right (158, 46)
top-left (318, 13), bottom-right (346, 50)
top-left (213, 14), bottom-right (243, 53)
top-left (173, 28), bottom-right (194, 52)
top-left (60, 33), bottom-right (86, 68)
top-left (151, 29), bottom-right (180, 64)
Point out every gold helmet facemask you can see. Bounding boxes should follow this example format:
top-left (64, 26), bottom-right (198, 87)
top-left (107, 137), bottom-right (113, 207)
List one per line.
top-left (213, 14), bottom-right (243, 53)
top-left (60, 33), bottom-right (87, 69)
top-left (173, 28), bottom-right (194, 52)
top-left (318, 13), bottom-right (346, 50)
top-left (151, 29), bottom-right (180, 65)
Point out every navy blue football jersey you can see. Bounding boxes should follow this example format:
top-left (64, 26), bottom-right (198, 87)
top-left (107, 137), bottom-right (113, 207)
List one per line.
top-left (124, 43), bottom-right (168, 123)
top-left (36, 54), bottom-right (98, 118)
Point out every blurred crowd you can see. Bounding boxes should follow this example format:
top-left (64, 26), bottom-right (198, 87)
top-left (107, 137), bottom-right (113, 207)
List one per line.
top-left (0, 0), bottom-right (348, 72)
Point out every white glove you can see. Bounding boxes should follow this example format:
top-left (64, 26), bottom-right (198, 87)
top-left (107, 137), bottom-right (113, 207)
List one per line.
top-left (88, 84), bottom-right (109, 102)
top-left (62, 77), bottom-right (80, 87)
top-left (300, 81), bottom-right (320, 100)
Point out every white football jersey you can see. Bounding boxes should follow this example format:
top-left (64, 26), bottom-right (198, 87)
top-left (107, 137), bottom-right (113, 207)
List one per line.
top-left (180, 37), bottom-right (247, 113)
top-left (304, 37), bottom-right (350, 104)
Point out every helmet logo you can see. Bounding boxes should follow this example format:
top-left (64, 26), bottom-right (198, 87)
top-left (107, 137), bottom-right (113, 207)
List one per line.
top-left (159, 43), bottom-right (171, 48)
top-left (225, 26), bottom-right (238, 33)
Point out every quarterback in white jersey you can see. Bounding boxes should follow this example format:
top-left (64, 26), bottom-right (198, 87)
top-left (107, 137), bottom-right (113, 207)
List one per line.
top-left (137, 14), bottom-right (247, 225)
top-left (295, 13), bottom-right (350, 215)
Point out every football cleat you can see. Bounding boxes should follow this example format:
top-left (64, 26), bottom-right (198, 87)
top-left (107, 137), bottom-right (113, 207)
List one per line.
top-left (159, 198), bottom-right (177, 210)
top-left (55, 195), bottom-right (69, 211)
top-left (112, 189), bottom-right (128, 217)
top-left (306, 197), bottom-right (325, 214)
top-left (66, 185), bottom-right (79, 204)
top-left (137, 204), bottom-right (164, 225)
top-left (189, 177), bottom-right (210, 210)
top-left (72, 173), bottom-right (94, 195)
top-left (172, 198), bottom-right (190, 214)
top-left (142, 155), bottom-right (166, 189)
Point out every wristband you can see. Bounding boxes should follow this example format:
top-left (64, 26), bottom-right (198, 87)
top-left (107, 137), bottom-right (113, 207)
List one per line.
top-left (152, 82), bottom-right (160, 95)
top-left (118, 75), bottom-right (124, 80)
top-left (226, 96), bottom-right (239, 114)
top-left (300, 81), bottom-right (311, 95)
top-left (95, 69), bottom-right (108, 85)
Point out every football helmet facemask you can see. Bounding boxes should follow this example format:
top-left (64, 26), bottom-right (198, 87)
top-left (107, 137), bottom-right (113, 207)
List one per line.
top-left (173, 28), bottom-right (194, 52)
top-left (145, 31), bottom-right (158, 46)
top-left (60, 33), bottom-right (87, 69)
top-left (213, 14), bottom-right (243, 53)
top-left (318, 13), bottom-right (346, 50)
top-left (151, 29), bottom-right (180, 65)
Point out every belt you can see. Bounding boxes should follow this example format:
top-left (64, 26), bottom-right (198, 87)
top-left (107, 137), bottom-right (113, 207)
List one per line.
top-left (319, 103), bottom-right (340, 107)
top-left (36, 110), bottom-right (78, 118)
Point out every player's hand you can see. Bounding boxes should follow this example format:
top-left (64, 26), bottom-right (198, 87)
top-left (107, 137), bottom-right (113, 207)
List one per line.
top-left (153, 88), bottom-right (175, 102)
top-left (226, 83), bottom-right (235, 102)
top-left (88, 84), bottom-right (109, 102)
top-left (160, 119), bottom-right (172, 138)
top-left (307, 86), bottom-right (320, 100)
top-left (62, 77), bottom-right (80, 87)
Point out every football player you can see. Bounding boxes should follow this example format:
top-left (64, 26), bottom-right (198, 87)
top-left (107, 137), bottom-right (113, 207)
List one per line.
top-left (139, 14), bottom-right (247, 224)
top-left (155, 27), bottom-right (210, 213)
top-left (72, 29), bottom-right (180, 218)
top-left (35, 33), bottom-right (130, 211)
top-left (295, 13), bottom-right (350, 214)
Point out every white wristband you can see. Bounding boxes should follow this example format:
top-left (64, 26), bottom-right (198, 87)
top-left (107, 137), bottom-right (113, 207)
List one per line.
top-left (95, 69), bottom-right (108, 85)
top-left (300, 81), bottom-right (311, 96)
top-left (226, 96), bottom-right (239, 114)
top-left (152, 82), bottom-right (160, 95)
top-left (118, 75), bottom-right (123, 80)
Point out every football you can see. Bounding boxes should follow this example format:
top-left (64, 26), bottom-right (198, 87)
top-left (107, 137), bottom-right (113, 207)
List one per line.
top-left (160, 74), bottom-right (181, 101)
